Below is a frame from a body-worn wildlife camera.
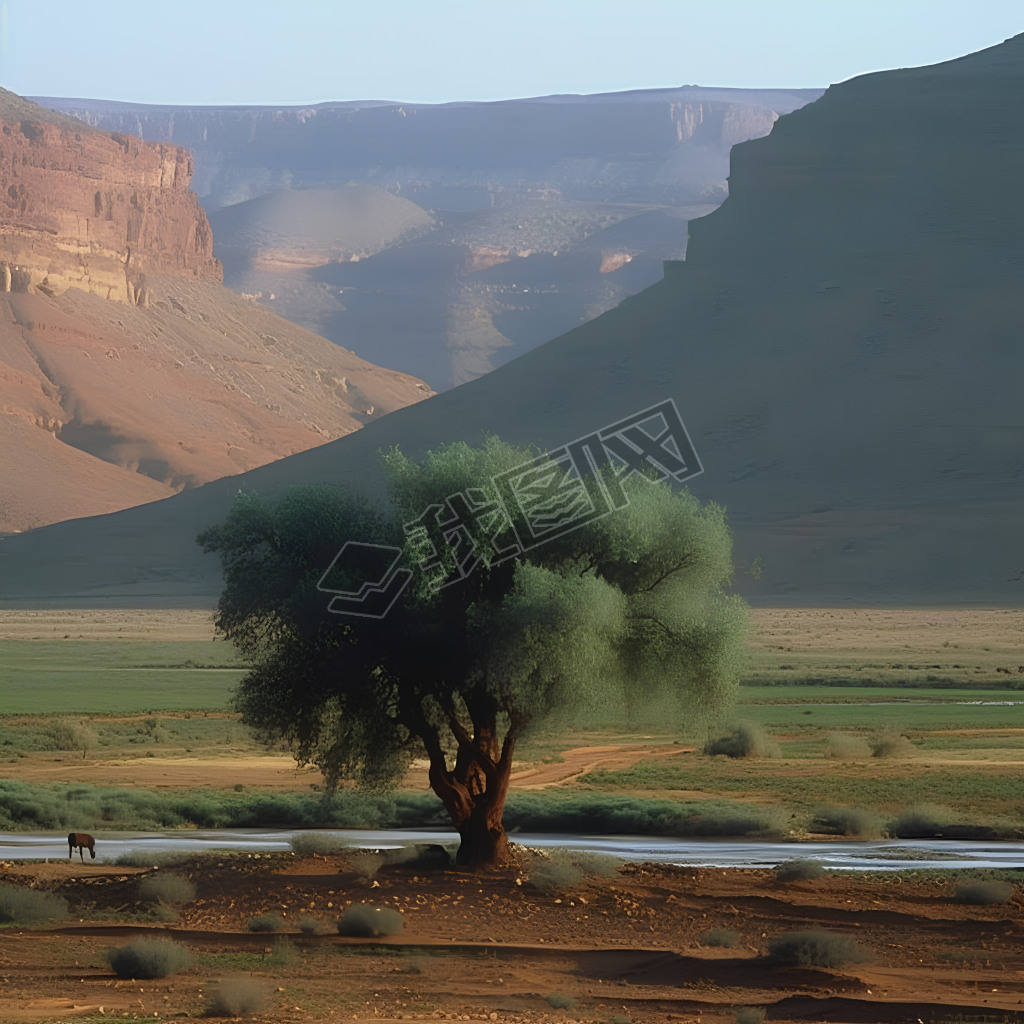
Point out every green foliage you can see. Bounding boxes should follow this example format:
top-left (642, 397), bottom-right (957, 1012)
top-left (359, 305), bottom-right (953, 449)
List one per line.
top-left (703, 721), bottom-right (778, 758)
top-left (775, 858), bottom-right (826, 882)
top-left (544, 992), bottom-right (576, 1009)
top-left (106, 937), bottom-right (191, 979)
top-left (198, 436), bottom-right (748, 862)
top-left (823, 732), bottom-right (872, 759)
top-left (529, 860), bottom-right (583, 890)
top-left (345, 850), bottom-right (387, 880)
top-left (297, 916), bottom-right (323, 934)
top-left (811, 805), bottom-right (884, 838)
top-left (289, 832), bottom-right (348, 856)
top-left (247, 913), bottom-right (284, 932)
top-left (953, 880), bottom-right (1015, 905)
top-left (887, 805), bottom-right (953, 838)
top-left (700, 928), bottom-right (740, 947)
top-left (870, 731), bottom-right (915, 757)
top-left (337, 903), bottom-right (404, 937)
top-left (138, 873), bottom-right (195, 907)
top-left (767, 929), bottom-right (868, 967)
top-left (0, 882), bottom-right (69, 924)
top-left (205, 977), bottom-right (267, 1016)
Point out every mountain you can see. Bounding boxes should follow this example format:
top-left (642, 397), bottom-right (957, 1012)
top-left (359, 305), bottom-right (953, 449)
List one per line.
top-left (0, 90), bottom-right (433, 533)
top-left (3, 36), bottom-right (1022, 606)
top-left (33, 87), bottom-right (822, 388)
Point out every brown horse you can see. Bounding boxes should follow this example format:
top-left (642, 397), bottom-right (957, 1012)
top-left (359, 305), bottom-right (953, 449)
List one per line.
top-left (68, 832), bottom-right (95, 862)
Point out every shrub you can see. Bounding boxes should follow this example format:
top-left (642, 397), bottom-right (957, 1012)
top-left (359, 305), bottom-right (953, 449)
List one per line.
top-left (0, 883), bottom-right (69, 924)
top-left (767, 929), bottom-right (867, 967)
top-left (345, 850), bottom-right (387, 880)
top-left (703, 722), bottom-right (779, 758)
top-left (267, 937), bottom-right (295, 966)
top-left (529, 860), bottom-right (583, 891)
top-left (953, 880), bottom-right (1015, 905)
top-left (106, 937), bottom-right (191, 979)
top-left (735, 1009), bottom-right (766, 1024)
top-left (289, 833), bottom-right (346, 856)
top-left (811, 805), bottom-right (884, 838)
top-left (870, 732), bottom-right (914, 758)
top-left (823, 732), bottom-right (871, 759)
top-left (337, 903), bottom-right (404, 937)
top-left (247, 913), bottom-right (284, 932)
top-left (114, 850), bottom-right (192, 867)
top-left (205, 977), bottom-right (267, 1016)
top-left (775, 858), bottom-right (826, 882)
top-left (46, 717), bottom-right (98, 753)
top-left (700, 928), bottom-right (740, 948)
top-left (545, 992), bottom-right (576, 1009)
top-left (297, 916), bottom-right (323, 935)
top-left (887, 805), bottom-right (951, 838)
top-left (393, 843), bottom-right (453, 870)
top-left (138, 873), bottom-right (195, 907)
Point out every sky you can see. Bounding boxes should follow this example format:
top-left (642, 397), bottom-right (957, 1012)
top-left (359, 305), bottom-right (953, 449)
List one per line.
top-left (0, 0), bottom-right (1021, 106)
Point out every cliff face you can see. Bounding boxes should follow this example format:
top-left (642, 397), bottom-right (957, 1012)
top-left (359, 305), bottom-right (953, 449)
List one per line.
top-left (0, 90), bottom-right (221, 306)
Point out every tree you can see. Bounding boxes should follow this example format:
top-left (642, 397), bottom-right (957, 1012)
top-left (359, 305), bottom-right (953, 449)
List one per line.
top-left (197, 436), bottom-right (747, 866)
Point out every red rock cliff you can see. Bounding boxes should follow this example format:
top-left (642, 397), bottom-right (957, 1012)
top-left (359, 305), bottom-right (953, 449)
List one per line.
top-left (0, 91), bottom-right (221, 305)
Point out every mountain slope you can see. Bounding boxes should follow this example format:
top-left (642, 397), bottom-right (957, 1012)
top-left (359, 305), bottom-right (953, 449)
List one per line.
top-left (2, 38), bottom-right (1022, 604)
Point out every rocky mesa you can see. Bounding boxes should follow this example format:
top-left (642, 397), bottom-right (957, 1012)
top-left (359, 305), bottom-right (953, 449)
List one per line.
top-left (0, 87), bottom-right (221, 307)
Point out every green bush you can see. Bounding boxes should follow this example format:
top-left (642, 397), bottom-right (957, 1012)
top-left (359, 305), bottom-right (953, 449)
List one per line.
top-left (735, 1009), bottom-right (766, 1024)
top-left (345, 850), bottom-right (387, 880)
top-left (114, 850), bottom-right (192, 868)
top-left (0, 882), bottom-right (69, 924)
top-left (953, 880), bottom-right (1015, 905)
top-left (767, 929), bottom-right (867, 967)
top-left (700, 928), bottom-right (740, 948)
top-left (870, 732), bottom-right (914, 758)
top-left (887, 805), bottom-right (952, 838)
top-left (811, 805), bottom-right (884, 838)
top-left (297, 916), bottom-right (323, 935)
top-left (206, 977), bottom-right (267, 1016)
top-left (290, 833), bottom-right (347, 856)
top-left (703, 722), bottom-right (779, 758)
top-left (545, 992), bottom-right (576, 1009)
top-left (337, 903), bottom-right (403, 937)
top-left (775, 858), bottom-right (826, 882)
top-left (529, 860), bottom-right (583, 890)
top-left (247, 913), bottom-right (284, 932)
top-left (138, 873), bottom-right (195, 907)
top-left (106, 937), bottom-right (191, 979)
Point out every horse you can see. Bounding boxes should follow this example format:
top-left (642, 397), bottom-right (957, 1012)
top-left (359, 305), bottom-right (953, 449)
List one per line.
top-left (68, 832), bottom-right (96, 862)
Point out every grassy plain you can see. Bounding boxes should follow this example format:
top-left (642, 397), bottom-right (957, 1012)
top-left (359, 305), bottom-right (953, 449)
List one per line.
top-left (0, 606), bottom-right (1022, 836)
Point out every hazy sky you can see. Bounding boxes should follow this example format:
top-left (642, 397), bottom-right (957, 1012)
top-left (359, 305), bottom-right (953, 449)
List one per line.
top-left (1, 0), bottom-right (1021, 105)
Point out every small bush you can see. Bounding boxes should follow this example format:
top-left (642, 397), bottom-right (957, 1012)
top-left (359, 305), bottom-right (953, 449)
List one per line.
top-left (700, 927), bottom-right (740, 948)
top-left (114, 850), bottom-right (191, 868)
top-left (297, 916), bottom-right (323, 935)
top-left (345, 850), bottom-right (387, 880)
top-left (545, 992), bottom-right (576, 1009)
top-left (768, 929), bottom-right (867, 967)
top-left (337, 903), bottom-right (404, 937)
top-left (887, 805), bottom-right (952, 838)
top-left (735, 1009), bottom-right (766, 1024)
top-left (811, 805), bottom-right (884, 838)
top-left (267, 937), bottom-right (295, 966)
top-left (529, 860), bottom-right (583, 890)
top-left (247, 913), bottom-right (284, 932)
top-left (775, 858), bottom-right (826, 882)
top-left (106, 937), bottom-right (191, 979)
top-left (0, 883), bottom-right (69, 924)
top-left (953, 880), bottom-right (1015, 905)
top-left (567, 851), bottom-right (621, 877)
top-left (870, 732), bottom-right (914, 758)
top-left (138, 873), bottom-right (196, 907)
top-left (289, 833), bottom-right (346, 856)
top-left (823, 732), bottom-right (871, 759)
top-left (206, 977), bottom-right (267, 1016)
top-left (704, 722), bottom-right (779, 758)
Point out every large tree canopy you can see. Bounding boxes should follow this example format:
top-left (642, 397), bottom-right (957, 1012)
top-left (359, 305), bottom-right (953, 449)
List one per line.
top-left (198, 436), bottom-right (748, 865)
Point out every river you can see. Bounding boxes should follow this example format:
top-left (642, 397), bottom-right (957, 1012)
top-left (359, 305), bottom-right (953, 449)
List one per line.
top-left (4, 830), bottom-right (1024, 871)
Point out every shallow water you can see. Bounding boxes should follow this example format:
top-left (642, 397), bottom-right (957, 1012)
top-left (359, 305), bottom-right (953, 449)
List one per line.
top-left (4, 830), bottom-right (1024, 871)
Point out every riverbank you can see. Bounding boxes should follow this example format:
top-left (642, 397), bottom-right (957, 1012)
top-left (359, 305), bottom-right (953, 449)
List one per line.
top-left (2, 850), bottom-right (1023, 1023)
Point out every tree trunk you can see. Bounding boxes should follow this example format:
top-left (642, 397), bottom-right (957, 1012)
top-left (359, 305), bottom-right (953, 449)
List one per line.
top-left (454, 781), bottom-right (511, 867)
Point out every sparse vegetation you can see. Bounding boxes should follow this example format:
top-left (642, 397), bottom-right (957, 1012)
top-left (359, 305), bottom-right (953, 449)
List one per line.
top-left (289, 832), bottom-right (348, 856)
top-left (887, 805), bottom-right (952, 838)
top-left (735, 1009), bottom-right (766, 1024)
top-left (953, 880), bottom-right (1015, 905)
top-left (337, 903), bottom-right (404, 937)
top-left (811, 805), bottom-right (884, 838)
top-left (700, 928), bottom-right (740, 947)
top-left (775, 858), bottom-right (826, 882)
top-left (767, 929), bottom-right (868, 967)
top-left (529, 860), bottom-right (583, 890)
top-left (703, 721), bottom-right (779, 758)
top-left (0, 882), bottom-right (69, 924)
top-left (297, 916), bottom-right (323, 934)
top-left (106, 937), bottom-right (191, 979)
top-left (823, 732), bottom-right (872, 759)
top-left (545, 992), bottom-right (576, 1009)
top-left (138, 873), bottom-right (196, 907)
top-left (870, 731), bottom-right (915, 757)
top-left (247, 913), bottom-right (284, 932)
top-left (205, 977), bottom-right (267, 1016)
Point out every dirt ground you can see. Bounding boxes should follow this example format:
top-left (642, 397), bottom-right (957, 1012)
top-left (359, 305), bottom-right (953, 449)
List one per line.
top-left (2, 853), bottom-right (1023, 1024)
